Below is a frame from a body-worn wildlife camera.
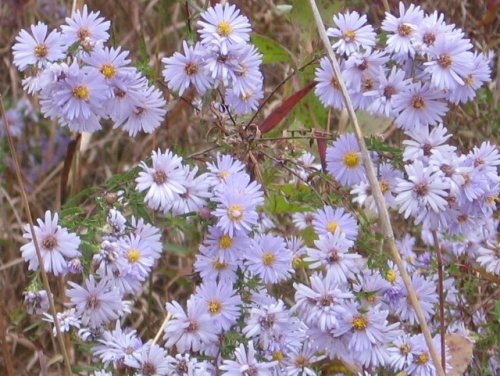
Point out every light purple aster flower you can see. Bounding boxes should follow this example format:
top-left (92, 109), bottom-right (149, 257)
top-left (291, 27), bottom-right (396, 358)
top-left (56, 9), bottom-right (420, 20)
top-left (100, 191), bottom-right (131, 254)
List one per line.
top-left (61, 5), bottom-right (111, 50)
top-left (336, 302), bottom-right (400, 360)
top-left (447, 52), bottom-right (492, 104)
top-left (412, 11), bottom-right (456, 54)
top-left (245, 234), bottom-right (293, 284)
top-left (312, 204), bottom-right (359, 241)
top-left (194, 281), bottom-right (242, 332)
top-left (135, 148), bottom-right (187, 212)
top-left (314, 56), bottom-right (346, 110)
top-left (305, 233), bottom-right (362, 282)
top-left (293, 271), bottom-right (353, 331)
top-left (220, 341), bottom-right (277, 376)
top-left (403, 123), bottom-right (456, 163)
top-left (342, 50), bottom-right (389, 91)
top-left (164, 298), bottom-right (219, 353)
top-left (468, 141), bottom-right (500, 183)
top-left (136, 342), bottom-right (170, 376)
top-left (66, 275), bottom-right (124, 328)
top-left (327, 11), bottom-right (376, 55)
top-left (394, 274), bottom-right (438, 325)
top-left (406, 334), bottom-right (451, 376)
top-left (194, 251), bottom-right (239, 285)
top-left (92, 322), bottom-right (143, 369)
top-left (230, 43), bottom-right (263, 96)
top-left (198, 3), bottom-right (252, 55)
top-left (20, 210), bottom-right (81, 276)
top-left (367, 67), bottom-right (411, 117)
top-left (476, 241), bottom-right (500, 276)
top-left (206, 153), bottom-right (246, 185)
top-left (392, 82), bottom-right (448, 131)
top-left (212, 172), bottom-right (264, 237)
top-left (82, 45), bottom-right (135, 83)
top-left (395, 161), bottom-right (448, 220)
top-left (116, 84), bottom-right (167, 136)
top-left (165, 353), bottom-right (212, 375)
top-left (382, 2), bottom-right (424, 58)
top-left (326, 132), bottom-right (366, 186)
top-left (162, 41), bottom-right (212, 95)
top-left (12, 22), bottom-right (66, 71)
top-left (225, 86), bottom-right (264, 115)
top-left (292, 211), bottom-right (314, 230)
top-left (171, 165), bottom-right (212, 216)
top-left (424, 34), bottom-right (474, 90)
top-left (199, 225), bottom-right (249, 263)
top-left (116, 234), bottom-right (158, 281)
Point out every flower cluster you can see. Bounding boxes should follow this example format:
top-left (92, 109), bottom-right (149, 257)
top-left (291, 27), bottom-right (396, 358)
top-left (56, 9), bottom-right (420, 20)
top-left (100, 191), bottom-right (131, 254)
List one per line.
top-left (12, 6), bottom-right (166, 135)
top-left (162, 2), bottom-right (264, 115)
top-left (316, 2), bottom-right (492, 124)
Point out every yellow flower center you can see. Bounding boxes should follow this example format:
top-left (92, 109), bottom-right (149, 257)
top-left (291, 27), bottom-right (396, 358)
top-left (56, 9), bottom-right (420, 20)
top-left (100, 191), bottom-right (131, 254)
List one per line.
top-left (273, 351), bottom-right (284, 361)
top-left (227, 204), bottom-right (244, 221)
top-left (219, 234), bottom-right (233, 249)
top-left (34, 43), bottom-right (48, 58)
top-left (380, 180), bottom-right (390, 194)
top-left (263, 252), bottom-right (276, 266)
top-left (343, 151), bottom-right (360, 168)
top-left (73, 85), bottom-right (90, 100)
top-left (209, 299), bottom-right (221, 314)
top-left (343, 30), bottom-right (356, 42)
top-left (213, 260), bottom-right (228, 270)
top-left (217, 21), bottom-right (233, 37)
top-left (127, 248), bottom-right (141, 263)
top-left (386, 269), bottom-right (397, 284)
top-left (218, 170), bottom-right (230, 180)
top-left (101, 64), bottom-right (117, 79)
top-left (327, 221), bottom-right (338, 233)
top-left (416, 353), bottom-right (429, 364)
top-left (464, 74), bottom-right (474, 86)
top-left (352, 316), bottom-right (368, 330)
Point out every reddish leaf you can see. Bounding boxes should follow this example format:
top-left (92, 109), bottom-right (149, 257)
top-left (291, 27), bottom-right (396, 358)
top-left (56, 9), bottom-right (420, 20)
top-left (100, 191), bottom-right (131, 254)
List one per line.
top-left (259, 81), bottom-right (316, 134)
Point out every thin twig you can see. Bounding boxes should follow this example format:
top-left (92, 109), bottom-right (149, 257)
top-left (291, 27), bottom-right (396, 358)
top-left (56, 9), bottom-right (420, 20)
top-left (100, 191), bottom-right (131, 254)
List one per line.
top-left (432, 230), bottom-right (447, 373)
top-left (152, 312), bottom-right (172, 345)
top-left (382, 0), bottom-right (390, 13)
top-left (306, 2), bottom-right (446, 375)
top-left (0, 95), bottom-right (73, 376)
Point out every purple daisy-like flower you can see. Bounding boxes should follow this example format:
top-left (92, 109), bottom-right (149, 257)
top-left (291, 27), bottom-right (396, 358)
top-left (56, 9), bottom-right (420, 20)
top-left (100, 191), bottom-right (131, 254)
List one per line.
top-left (116, 84), bottom-right (167, 136)
top-left (394, 274), bottom-right (438, 325)
top-left (367, 67), bottom-right (411, 117)
top-left (61, 5), bottom-right (111, 50)
top-left (382, 2), bottom-right (424, 58)
top-left (136, 342), bottom-right (170, 376)
top-left (198, 3), bottom-right (251, 55)
top-left (395, 161), bottom-right (448, 220)
top-left (327, 11), bottom-right (376, 55)
top-left (402, 123), bottom-right (456, 163)
top-left (12, 22), bottom-right (66, 71)
top-left (314, 57), bottom-right (346, 110)
top-left (447, 52), bottom-right (492, 104)
top-left (162, 41), bottom-right (212, 95)
top-left (163, 298), bottom-right (219, 353)
top-left (424, 34), bottom-right (474, 90)
top-left (66, 275), bottom-right (124, 328)
top-left (199, 225), bottom-right (249, 263)
top-left (206, 153), bottom-right (246, 184)
top-left (392, 82), bottom-right (448, 131)
top-left (413, 11), bottom-right (455, 54)
top-left (83, 45), bottom-right (135, 83)
top-left (305, 233), bottom-right (362, 282)
top-left (312, 204), bottom-right (359, 241)
top-left (194, 251), bottom-right (239, 285)
top-left (293, 271), bottom-right (353, 331)
top-left (225, 86), bottom-right (264, 115)
top-left (212, 172), bottom-right (264, 237)
top-left (245, 234), bottom-right (293, 284)
top-left (194, 281), bottom-right (242, 332)
top-left (230, 43), bottom-right (263, 96)
top-left (220, 341), bottom-right (277, 376)
top-left (135, 148), bottom-right (187, 212)
top-left (326, 132), bottom-right (366, 186)
top-left (20, 210), bottom-right (81, 276)
top-left (342, 50), bottom-right (389, 91)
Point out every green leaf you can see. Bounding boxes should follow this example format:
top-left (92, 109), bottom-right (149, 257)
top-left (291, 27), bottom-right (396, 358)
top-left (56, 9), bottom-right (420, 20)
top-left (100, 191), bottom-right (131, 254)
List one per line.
top-left (165, 242), bottom-right (190, 256)
top-left (251, 33), bottom-right (293, 65)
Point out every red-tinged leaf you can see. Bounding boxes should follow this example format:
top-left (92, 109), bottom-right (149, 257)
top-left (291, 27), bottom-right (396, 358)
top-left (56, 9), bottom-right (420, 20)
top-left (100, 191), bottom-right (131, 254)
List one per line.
top-left (259, 82), bottom-right (316, 134)
top-left (314, 129), bottom-right (328, 172)
top-left (209, 0), bottom-right (219, 6)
